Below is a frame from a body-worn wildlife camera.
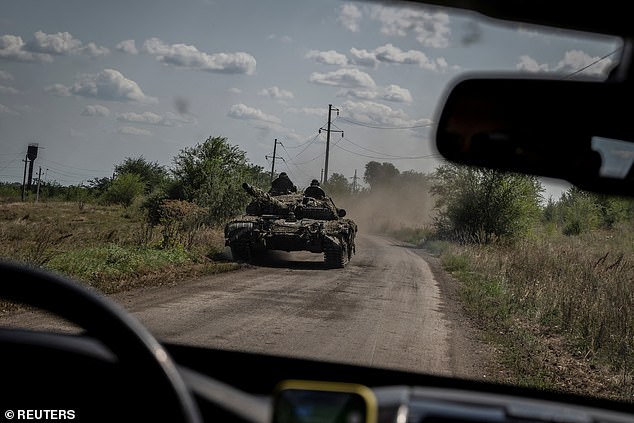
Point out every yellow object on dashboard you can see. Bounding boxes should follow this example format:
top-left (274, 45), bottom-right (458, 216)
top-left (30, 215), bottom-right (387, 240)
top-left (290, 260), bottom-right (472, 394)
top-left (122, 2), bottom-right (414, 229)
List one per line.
top-left (271, 380), bottom-right (378, 423)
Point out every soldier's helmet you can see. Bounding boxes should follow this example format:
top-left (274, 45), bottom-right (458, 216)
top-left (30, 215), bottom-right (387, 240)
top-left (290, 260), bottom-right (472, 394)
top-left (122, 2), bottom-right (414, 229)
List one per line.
top-left (311, 179), bottom-right (320, 186)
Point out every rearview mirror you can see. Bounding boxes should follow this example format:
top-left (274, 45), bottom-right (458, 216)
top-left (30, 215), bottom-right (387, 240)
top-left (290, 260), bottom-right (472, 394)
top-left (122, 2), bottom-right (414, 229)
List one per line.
top-left (434, 75), bottom-right (634, 196)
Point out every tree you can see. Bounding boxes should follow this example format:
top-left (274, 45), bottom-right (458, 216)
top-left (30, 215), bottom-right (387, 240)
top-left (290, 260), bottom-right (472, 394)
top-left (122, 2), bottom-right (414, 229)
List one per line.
top-left (101, 173), bottom-right (145, 208)
top-left (87, 176), bottom-right (112, 197)
top-left (171, 136), bottom-right (258, 225)
top-left (363, 161), bottom-right (400, 190)
top-left (114, 156), bottom-right (168, 193)
top-left (431, 163), bottom-right (543, 243)
top-left (323, 173), bottom-right (351, 198)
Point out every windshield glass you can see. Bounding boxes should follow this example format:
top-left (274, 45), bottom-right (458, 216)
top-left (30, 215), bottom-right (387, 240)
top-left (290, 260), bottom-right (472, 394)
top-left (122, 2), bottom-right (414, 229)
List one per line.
top-left (1, 0), bottom-right (630, 404)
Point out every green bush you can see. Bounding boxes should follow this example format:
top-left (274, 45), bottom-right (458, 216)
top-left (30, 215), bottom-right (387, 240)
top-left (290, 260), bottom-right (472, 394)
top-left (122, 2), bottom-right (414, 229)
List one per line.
top-left (101, 173), bottom-right (144, 207)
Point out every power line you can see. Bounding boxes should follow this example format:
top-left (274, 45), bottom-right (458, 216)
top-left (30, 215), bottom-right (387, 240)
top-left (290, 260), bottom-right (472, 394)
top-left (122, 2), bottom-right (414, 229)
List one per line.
top-left (564, 48), bottom-right (620, 79)
top-left (279, 136), bottom-right (316, 149)
top-left (292, 133), bottom-right (322, 160)
top-left (333, 142), bottom-right (440, 160)
top-left (293, 152), bottom-right (325, 165)
top-left (38, 158), bottom-right (111, 173)
top-left (338, 116), bottom-right (433, 130)
top-left (340, 135), bottom-right (409, 159)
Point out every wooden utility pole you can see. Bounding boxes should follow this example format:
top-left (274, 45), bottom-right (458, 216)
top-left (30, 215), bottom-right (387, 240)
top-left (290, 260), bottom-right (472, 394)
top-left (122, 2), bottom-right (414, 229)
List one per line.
top-left (35, 166), bottom-right (42, 202)
top-left (352, 169), bottom-right (358, 192)
top-left (319, 105), bottom-right (342, 184)
top-left (266, 139), bottom-right (283, 182)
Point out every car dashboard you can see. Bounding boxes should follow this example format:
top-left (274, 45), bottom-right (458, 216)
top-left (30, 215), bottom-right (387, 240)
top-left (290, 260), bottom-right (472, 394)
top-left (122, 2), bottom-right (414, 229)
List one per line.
top-left (3, 326), bottom-right (631, 423)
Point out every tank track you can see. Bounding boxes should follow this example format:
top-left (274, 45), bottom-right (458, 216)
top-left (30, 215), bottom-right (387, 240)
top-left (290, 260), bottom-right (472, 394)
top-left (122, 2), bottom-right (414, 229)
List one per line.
top-left (324, 241), bottom-right (349, 269)
top-left (230, 241), bottom-right (251, 263)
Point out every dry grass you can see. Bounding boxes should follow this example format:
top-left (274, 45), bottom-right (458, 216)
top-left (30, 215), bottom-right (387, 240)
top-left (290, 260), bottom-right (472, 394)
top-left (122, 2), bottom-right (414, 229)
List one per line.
top-left (0, 201), bottom-right (237, 307)
top-left (441, 223), bottom-right (634, 401)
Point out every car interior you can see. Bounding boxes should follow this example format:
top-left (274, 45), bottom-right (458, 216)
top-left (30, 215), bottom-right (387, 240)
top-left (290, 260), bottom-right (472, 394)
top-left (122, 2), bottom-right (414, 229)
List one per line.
top-left (2, 1), bottom-right (634, 422)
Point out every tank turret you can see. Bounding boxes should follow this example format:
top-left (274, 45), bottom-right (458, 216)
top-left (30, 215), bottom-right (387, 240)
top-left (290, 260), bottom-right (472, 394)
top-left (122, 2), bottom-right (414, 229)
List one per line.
top-left (242, 182), bottom-right (298, 215)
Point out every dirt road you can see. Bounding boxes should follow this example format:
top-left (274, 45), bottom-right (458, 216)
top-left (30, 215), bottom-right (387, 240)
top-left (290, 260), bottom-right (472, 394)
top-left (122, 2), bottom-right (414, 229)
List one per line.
top-left (2, 233), bottom-right (488, 379)
top-left (114, 233), bottom-right (488, 379)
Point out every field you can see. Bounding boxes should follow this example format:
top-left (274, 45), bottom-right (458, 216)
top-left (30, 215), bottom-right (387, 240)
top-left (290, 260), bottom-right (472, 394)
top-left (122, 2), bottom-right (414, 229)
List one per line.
top-left (427, 226), bottom-right (634, 402)
top-left (0, 200), bottom-right (239, 311)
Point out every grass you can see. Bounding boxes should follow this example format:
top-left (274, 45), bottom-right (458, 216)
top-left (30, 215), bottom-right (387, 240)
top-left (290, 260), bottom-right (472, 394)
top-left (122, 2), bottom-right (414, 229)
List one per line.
top-left (0, 200), bottom-right (240, 304)
top-left (438, 225), bottom-right (634, 402)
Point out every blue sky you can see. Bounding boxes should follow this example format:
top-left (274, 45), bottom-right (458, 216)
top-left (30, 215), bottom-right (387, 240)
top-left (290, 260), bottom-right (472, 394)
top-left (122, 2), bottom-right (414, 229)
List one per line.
top-left (0, 0), bottom-right (620, 198)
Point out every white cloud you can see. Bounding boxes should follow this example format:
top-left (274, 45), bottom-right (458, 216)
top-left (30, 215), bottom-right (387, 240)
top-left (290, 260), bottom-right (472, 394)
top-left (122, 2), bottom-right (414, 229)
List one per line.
top-left (81, 105), bottom-right (110, 117)
top-left (0, 103), bottom-right (18, 115)
top-left (228, 87), bottom-right (242, 94)
top-left (286, 107), bottom-right (327, 117)
top-left (44, 84), bottom-right (72, 97)
top-left (0, 35), bottom-right (52, 62)
top-left (116, 111), bottom-right (194, 126)
top-left (116, 39), bottom-right (138, 55)
top-left (0, 85), bottom-right (19, 95)
top-left (370, 5), bottom-right (450, 48)
top-left (336, 84), bottom-right (412, 103)
top-left (350, 44), bottom-right (448, 71)
top-left (286, 107), bottom-right (326, 118)
top-left (382, 84), bottom-right (412, 103)
top-left (118, 126), bottom-right (152, 136)
top-left (26, 31), bottom-right (80, 54)
top-left (336, 88), bottom-right (377, 100)
top-left (341, 100), bottom-right (429, 128)
top-left (554, 49), bottom-right (614, 76)
top-left (25, 31), bottom-right (109, 57)
top-left (227, 103), bottom-right (281, 124)
top-left (516, 50), bottom-right (613, 77)
top-left (309, 68), bottom-right (376, 88)
top-left (338, 3), bottom-right (362, 32)
top-left (516, 55), bottom-right (549, 72)
top-left (349, 48), bottom-right (379, 68)
top-left (79, 42), bottom-right (110, 57)
top-left (0, 70), bottom-right (14, 81)
top-left (47, 69), bottom-right (157, 103)
top-left (306, 50), bottom-right (348, 66)
top-left (142, 37), bottom-right (256, 74)
top-left (258, 86), bottom-right (294, 100)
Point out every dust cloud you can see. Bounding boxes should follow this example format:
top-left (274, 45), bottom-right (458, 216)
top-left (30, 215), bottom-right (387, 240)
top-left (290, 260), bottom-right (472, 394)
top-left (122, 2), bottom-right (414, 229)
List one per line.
top-left (334, 183), bottom-right (436, 235)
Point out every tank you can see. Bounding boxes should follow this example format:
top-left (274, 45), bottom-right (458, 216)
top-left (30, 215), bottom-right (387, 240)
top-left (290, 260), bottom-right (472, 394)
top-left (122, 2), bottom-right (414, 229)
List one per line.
top-left (224, 182), bottom-right (358, 268)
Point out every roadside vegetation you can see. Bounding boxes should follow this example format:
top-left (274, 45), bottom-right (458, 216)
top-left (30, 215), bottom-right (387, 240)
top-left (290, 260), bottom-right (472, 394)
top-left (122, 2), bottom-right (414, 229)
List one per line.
top-left (0, 136), bottom-right (270, 310)
top-left (390, 162), bottom-right (634, 402)
top-left (3, 136), bottom-right (634, 402)
top-left (322, 159), bottom-right (634, 401)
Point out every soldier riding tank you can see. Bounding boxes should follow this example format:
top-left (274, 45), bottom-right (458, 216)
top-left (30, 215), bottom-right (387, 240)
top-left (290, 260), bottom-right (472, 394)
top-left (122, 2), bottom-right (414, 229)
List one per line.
top-left (224, 182), bottom-right (357, 268)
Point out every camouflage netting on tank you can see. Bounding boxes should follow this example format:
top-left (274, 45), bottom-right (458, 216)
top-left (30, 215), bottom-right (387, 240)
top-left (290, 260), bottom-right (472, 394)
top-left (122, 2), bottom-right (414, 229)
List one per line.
top-left (299, 206), bottom-right (336, 220)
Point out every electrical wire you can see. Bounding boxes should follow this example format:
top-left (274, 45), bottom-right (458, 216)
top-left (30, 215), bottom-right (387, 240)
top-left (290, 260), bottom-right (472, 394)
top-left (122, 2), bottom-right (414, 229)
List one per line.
top-left (564, 48), bottom-right (621, 79)
top-left (333, 142), bottom-right (440, 160)
top-left (338, 116), bottom-right (433, 130)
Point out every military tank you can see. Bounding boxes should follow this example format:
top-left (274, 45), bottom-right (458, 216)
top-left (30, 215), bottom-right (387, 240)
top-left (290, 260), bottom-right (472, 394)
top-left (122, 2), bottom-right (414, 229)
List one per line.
top-left (224, 182), bottom-right (357, 268)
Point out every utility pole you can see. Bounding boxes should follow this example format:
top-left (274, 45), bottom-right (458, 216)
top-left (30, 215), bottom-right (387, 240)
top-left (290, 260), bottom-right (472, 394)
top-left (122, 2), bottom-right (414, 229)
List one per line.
top-left (319, 104), bottom-right (343, 184)
top-left (21, 157), bottom-right (28, 201)
top-left (320, 168), bottom-right (324, 184)
top-left (352, 169), bottom-right (358, 193)
top-left (35, 166), bottom-right (42, 202)
top-left (265, 139), bottom-right (283, 182)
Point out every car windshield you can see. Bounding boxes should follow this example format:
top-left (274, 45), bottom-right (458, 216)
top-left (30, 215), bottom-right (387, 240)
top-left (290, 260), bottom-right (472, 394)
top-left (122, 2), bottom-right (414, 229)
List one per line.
top-left (1, 0), bottom-right (631, 404)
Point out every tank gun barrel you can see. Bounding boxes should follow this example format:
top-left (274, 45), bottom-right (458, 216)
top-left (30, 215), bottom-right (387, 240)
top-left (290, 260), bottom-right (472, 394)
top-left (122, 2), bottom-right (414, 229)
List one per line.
top-left (242, 182), bottom-right (288, 211)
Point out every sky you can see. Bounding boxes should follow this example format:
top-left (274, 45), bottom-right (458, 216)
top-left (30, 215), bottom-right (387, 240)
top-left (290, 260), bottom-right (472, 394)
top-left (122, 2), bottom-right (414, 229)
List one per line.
top-left (0, 0), bottom-right (621, 199)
